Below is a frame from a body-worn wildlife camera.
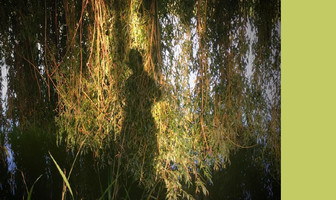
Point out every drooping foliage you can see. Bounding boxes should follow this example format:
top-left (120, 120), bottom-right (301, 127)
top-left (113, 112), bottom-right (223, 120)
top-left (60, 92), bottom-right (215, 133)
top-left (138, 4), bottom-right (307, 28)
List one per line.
top-left (0, 0), bottom-right (280, 199)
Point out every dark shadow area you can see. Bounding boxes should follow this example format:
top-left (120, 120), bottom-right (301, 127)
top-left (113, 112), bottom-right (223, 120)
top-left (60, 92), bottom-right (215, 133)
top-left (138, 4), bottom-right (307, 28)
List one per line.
top-left (208, 148), bottom-right (280, 200)
top-left (121, 49), bottom-right (161, 187)
top-left (0, 125), bottom-right (103, 199)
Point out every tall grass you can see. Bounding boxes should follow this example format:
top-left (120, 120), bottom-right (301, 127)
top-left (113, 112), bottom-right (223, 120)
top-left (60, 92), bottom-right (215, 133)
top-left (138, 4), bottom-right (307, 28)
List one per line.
top-left (27, 174), bottom-right (43, 200)
top-left (27, 152), bottom-right (158, 200)
top-left (49, 152), bottom-right (74, 200)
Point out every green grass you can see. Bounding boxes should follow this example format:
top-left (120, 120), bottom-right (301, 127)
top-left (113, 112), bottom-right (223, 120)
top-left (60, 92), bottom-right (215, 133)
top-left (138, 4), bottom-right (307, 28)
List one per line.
top-left (27, 174), bottom-right (43, 200)
top-left (49, 151), bottom-right (74, 200)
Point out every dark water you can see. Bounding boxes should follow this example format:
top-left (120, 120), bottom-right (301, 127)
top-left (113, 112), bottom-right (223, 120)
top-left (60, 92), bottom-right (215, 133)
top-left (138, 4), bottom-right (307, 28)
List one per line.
top-left (0, 126), bottom-right (279, 199)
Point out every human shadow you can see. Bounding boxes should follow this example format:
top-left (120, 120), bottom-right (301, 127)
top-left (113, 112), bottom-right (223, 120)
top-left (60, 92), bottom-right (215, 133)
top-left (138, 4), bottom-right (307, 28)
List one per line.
top-left (121, 49), bottom-right (161, 186)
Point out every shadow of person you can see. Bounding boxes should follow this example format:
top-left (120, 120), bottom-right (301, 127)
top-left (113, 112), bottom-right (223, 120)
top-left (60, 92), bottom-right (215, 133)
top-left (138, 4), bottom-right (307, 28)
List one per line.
top-left (121, 49), bottom-right (161, 186)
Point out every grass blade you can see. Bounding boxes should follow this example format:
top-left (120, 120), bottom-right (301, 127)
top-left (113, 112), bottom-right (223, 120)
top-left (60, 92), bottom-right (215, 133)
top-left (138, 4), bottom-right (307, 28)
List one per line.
top-left (27, 174), bottom-right (43, 200)
top-left (68, 137), bottom-right (87, 179)
top-left (49, 151), bottom-right (74, 199)
top-left (124, 185), bottom-right (131, 200)
top-left (98, 174), bottom-right (120, 200)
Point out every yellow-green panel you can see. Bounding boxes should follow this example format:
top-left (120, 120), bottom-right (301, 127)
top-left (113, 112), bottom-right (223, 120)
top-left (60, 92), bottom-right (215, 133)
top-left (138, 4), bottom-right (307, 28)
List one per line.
top-left (283, 0), bottom-right (336, 199)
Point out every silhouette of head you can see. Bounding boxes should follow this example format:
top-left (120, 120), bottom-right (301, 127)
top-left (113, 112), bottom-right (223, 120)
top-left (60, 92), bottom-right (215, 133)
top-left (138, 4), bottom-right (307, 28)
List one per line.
top-left (129, 49), bottom-right (144, 73)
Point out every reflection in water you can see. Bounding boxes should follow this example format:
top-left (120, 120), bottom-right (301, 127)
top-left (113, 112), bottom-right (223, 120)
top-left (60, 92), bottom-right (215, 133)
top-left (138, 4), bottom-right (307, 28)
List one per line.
top-left (121, 49), bottom-right (161, 186)
top-left (0, 127), bottom-right (279, 199)
top-left (2, 129), bottom-right (16, 196)
top-left (209, 148), bottom-right (280, 200)
top-left (0, 126), bottom-right (103, 199)
top-left (0, 51), bottom-right (279, 199)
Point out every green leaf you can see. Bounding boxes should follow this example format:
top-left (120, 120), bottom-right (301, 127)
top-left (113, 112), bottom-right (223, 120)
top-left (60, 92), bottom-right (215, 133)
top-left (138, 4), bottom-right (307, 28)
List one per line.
top-left (98, 173), bottom-right (120, 200)
top-left (27, 174), bottom-right (43, 200)
top-left (48, 152), bottom-right (74, 199)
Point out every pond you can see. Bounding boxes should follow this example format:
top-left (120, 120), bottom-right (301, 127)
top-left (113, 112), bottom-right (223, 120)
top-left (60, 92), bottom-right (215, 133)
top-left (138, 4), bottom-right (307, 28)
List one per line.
top-left (0, 126), bottom-right (280, 199)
